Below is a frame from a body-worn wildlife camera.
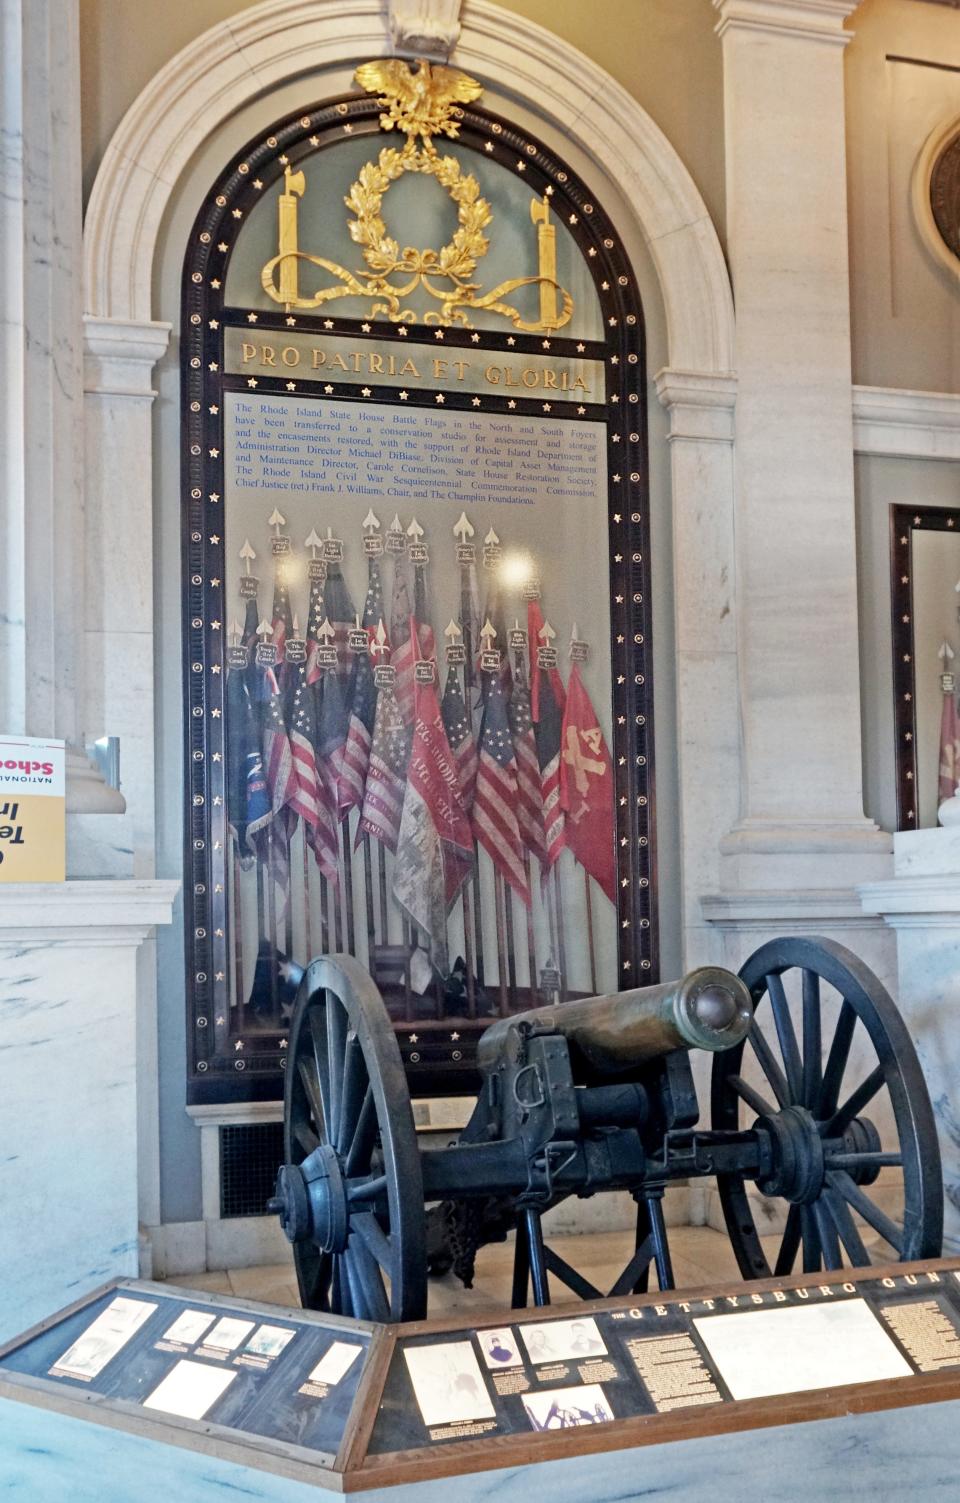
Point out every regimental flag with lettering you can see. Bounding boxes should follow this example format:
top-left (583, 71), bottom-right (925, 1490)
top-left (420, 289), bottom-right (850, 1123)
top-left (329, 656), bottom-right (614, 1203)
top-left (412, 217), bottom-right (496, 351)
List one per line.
top-left (312, 668), bottom-right (348, 884)
top-left (358, 658), bottom-right (411, 854)
top-left (390, 554), bottom-right (416, 725)
top-left (939, 682), bottom-right (960, 804)
top-left (509, 660), bottom-right (549, 870)
top-left (393, 654), bottom-right (473, 975)
top-left (323, 563), bottom-right (356, 682)
top-left (339, 559), bottom-right (383, 816)
top-left (441, 665), bottom-right (478, 812)
top-left (528, 600), bottom-right (566, 875)
top-left (559, 663), bottom-right (615, 904)
top-left (305, 569), bottom-right (327, 686)
top-left (473, 673), bottom-right (531, 907)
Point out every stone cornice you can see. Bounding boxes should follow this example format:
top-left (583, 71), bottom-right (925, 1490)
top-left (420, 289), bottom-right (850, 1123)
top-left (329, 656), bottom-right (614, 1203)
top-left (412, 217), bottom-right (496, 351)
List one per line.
top-left (0, 880), bottom-right (179, 944)
top-left (853, 384), bottom-right (960, 460)
top-left (713, 0), bottom-right (858, 43)
top-left (655, 368), bottom-right (738, 443)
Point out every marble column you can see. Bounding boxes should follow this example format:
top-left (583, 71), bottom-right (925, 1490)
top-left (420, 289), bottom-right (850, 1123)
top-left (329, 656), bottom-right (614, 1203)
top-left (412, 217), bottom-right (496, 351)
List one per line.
top-left (0, 881), bottom-right (178, 1346)
top-left (0, 0), bottom-right (122, 830)
top-left (655, 370), bottom-right (740, 967)
top-left (861, 829), bottom-right (960, 1256)
top-left (713, 0), bottom-right (890, 890)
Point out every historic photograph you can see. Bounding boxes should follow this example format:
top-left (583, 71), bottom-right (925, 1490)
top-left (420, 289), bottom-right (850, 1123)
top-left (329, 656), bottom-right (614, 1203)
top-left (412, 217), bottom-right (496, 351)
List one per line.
top-left (521, 1383), bottom-right (614, 1431)
top-left (518, 1317), bottom-right (607, 1364)
top-left (403, 1340), bottom-right (496, 1427)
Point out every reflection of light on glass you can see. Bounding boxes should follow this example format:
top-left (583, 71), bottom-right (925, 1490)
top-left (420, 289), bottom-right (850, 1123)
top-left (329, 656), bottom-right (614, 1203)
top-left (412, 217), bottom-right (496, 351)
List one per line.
top-left (281, 555), bottom-right (307, 592)
top-left (498, 549), bottom-right (534, 589)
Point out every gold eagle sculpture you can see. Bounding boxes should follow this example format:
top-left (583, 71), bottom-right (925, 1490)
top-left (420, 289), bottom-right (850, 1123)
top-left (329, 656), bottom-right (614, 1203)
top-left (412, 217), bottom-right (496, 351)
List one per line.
top-left (354, 59), bottom-right (483, 149)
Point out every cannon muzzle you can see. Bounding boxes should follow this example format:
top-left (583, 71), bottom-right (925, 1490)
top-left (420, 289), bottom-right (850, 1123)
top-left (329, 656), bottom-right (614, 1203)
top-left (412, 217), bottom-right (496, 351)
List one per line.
top-left (477, 967), bottom-right (753, 1078)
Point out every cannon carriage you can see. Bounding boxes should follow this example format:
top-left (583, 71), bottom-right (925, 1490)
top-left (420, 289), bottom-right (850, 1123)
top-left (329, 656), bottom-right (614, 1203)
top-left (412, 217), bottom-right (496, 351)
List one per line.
top-left (269, 937), bottom-right (943, 1322)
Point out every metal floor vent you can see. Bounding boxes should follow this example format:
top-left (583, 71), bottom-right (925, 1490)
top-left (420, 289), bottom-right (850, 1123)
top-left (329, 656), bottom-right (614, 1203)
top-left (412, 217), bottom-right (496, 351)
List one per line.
top-left (220, 1122), bottom-right (284, 1219)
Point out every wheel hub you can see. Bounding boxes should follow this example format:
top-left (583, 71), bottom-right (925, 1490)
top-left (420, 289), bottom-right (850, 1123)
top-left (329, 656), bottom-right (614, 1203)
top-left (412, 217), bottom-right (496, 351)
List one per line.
top-left (270, 1144), bottom-right (349, 1253)
top-left (756, 1105), bottom-right (825, 1204)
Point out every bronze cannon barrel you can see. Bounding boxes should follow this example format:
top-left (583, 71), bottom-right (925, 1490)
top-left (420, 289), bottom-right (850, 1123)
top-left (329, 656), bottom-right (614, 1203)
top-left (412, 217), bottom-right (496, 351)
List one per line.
top-left (477, 967), bottom-right (754, 1078)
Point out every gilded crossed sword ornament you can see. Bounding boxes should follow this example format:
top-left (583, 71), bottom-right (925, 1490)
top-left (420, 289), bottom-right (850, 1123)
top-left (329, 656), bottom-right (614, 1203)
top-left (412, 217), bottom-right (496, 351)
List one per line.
top-left (260, 59), bottom-right (574, 331)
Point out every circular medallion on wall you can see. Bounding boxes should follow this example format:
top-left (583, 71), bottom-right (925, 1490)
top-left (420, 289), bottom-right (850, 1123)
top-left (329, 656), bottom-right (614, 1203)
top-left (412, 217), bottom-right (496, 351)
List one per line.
top-left (914, 115), bottom-right (960, 280)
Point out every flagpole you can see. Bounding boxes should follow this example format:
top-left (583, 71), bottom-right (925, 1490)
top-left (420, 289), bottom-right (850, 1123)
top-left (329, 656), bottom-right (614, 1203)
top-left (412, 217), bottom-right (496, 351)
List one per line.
top-left (493, 871), bottom-right (510, 1016)
top-left (512, 625), bottom-right (540, 1004)
top-left (454, 511), bottom-right (486, 994)
top-left (583, 868), bottom-right (597, 995)
top-left (552, 866), bottom-right (568, 1004)
top-left (301, 832), bottom-right (313, 961)
top-left (231, 838), bottom-right (245, 1006)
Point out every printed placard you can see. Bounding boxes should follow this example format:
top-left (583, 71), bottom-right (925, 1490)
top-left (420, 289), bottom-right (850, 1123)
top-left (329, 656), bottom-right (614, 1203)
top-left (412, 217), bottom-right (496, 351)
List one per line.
top-left (0, 736), bottom-right (65, 882)
top-left (143, 1359), bottom-right (237, 1421)
top-left (50, 1296), bottom-right (157, 1381)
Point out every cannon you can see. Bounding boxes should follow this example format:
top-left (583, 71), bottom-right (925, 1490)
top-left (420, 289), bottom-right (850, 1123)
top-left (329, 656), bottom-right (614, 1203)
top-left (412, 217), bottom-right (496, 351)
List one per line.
top-left (269, 937), bottom-right (943, 1322)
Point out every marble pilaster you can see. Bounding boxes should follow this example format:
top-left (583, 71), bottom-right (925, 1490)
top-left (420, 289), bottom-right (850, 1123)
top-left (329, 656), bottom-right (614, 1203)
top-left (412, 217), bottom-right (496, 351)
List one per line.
top-left (861, 828), bottom-right (960, 1255)
top-left (0, 0), bottom-right (122, 825)
top-left (713, 0), bottom-right (890, 888)
top-left (0, 882), bottom-right (178, 1346)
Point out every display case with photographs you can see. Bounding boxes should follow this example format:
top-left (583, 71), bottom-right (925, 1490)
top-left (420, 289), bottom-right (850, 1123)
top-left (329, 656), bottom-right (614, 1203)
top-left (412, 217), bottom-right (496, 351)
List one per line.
top-left (181, 62), bottom-right (656, 1102)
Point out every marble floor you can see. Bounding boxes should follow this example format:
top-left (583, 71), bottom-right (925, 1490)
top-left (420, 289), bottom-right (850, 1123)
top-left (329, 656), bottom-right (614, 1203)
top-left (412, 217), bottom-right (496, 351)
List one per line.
top-left (165, 1224), bottom-right (786, 1314)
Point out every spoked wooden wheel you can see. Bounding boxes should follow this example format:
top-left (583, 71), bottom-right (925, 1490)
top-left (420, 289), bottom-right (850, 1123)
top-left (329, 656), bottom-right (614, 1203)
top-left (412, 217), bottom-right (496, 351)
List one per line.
top-left (711, 936), bottom-right (942, 1278)
top-left (270, 955), bottom-right (427, 1321)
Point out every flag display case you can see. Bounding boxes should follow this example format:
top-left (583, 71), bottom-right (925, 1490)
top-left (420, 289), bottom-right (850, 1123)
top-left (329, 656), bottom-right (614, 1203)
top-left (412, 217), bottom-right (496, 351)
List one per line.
top-left (890, 503), bottom-right (960, 831)
top-left (180, 63), bottom-right (657, 1104)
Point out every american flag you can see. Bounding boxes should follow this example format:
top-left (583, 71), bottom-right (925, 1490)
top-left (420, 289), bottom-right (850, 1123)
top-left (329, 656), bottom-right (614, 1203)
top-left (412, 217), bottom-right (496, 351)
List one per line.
top-left (509, 661), bottom-right (549, 869)
top-left (261, 664), bottom-right (296, 818)
top-left (312, 668), bottom-right (348, 885)
top-left (441, 664), bottom-right (477, 812)
top-left (271, 559), bottom-right (293, 664)
top-left (473, 673), bottom-right (530, 907)
top-left (324, 563), bottom-right (356, 681)
top-left (528, 599), bottom-right (566, 873)
top-left (305, 572), bottom-right (327, 686)
top-left (226, 645), bottom-right (268, 864)
top-left (390, 554), bottom-right (416, 725)
top-left (358, 667), bottom-right (410, 854)
top-left (339, 560), bottom-right (383, 817)
top-left (393, 672), bottom-right (473, 974)
top-left (287, 660), bottom-right (323, 842)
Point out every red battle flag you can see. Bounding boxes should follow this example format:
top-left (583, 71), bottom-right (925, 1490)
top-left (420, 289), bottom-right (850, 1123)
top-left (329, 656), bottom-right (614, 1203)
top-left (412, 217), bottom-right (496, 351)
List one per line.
top-left (559, 664), bottom-right (616, 904)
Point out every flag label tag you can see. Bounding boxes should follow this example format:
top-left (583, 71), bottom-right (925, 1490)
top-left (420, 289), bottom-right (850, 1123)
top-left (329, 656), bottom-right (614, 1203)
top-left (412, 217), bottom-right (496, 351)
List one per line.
top-left (363, 535), bottom-right (384, 557)
top-left (348, 628), bottom-right (369, 652)
top-left (255, 644), bottom-right (278, 666)
top-left (570, 640), bottom-right (589, 663)
top-left (482, 543), bottom-right (502, 568)
top-left (408, 543), bottom-right (429, 564)
top-left (537, 647), bottom-right (558, 669)
top-left (374, 665), bottom-right (396, 688)
top-left (271, 536), bottom-right (291, 556)
top-left (386, 528), bottom-right (406, 553)
top-left (226, 646), bottom-right (248, 669)
top-left (308, 560), bottom-right (328, 582)
top-left (941, 673), bottom-right (956, 693)
top-left (415, 660), bottom-right (436, 684)
top-left (480, 649), bottom-right (501, 672)
top-left (238, 576), bottom-right (259, 598)
top-left (285, 638), bottom-right (307, 664)
top-left (522, 577), bottom-right (542, 600)
top-left (509, 628), bottom-right (527, 650)
top-left (445, 644), bottom-right (466, 664)
top-left (322, 538), bottom-right (343, 562)
top-left (455, 544), bottom-right (476, 565)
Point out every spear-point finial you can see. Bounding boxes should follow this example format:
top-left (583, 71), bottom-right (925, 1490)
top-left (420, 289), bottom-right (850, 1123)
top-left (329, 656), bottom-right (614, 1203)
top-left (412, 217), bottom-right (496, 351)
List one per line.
top-left (268, 508), bottom-right (286, 533)
top-left (484, 527), bottom-right (500, 546)
top-left (239, 538), bottom-right (256, 575)
top-left (292, 613), bottom-right (300, 637)
top-left (230, 618), bottom-right (243, 644)
top-left (453, 511), bottom-right (475, 541)
top-left (407, 517), bottom-right (425, 539)
top-left (538, 618), bottom-right (556, 643)
top-left (480, 617), bottom-right (496, 646)
top-left (362, 508), bottom-right (381, 533)
top-left (939, 641), bottom-right (955, 663)
top-left (390, 513), bottom-right (403, 532)
top-left (445, 619), bottom-right (463, 640)
top-left (317, 617), bottom-right (335, 643)
top-left (571, 621), bottom-right (580, 642)
top-left (304, 528), bottom-right (322, 556)
top-left (370, 619), bottom-right (389, 657)
top-left (256, 618), bottom-right (272, 639)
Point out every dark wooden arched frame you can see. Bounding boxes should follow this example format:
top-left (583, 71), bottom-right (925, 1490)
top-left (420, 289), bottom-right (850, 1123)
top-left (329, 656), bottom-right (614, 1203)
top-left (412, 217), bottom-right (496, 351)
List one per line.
top-left (181, 89), bottom-right (657, 1104)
